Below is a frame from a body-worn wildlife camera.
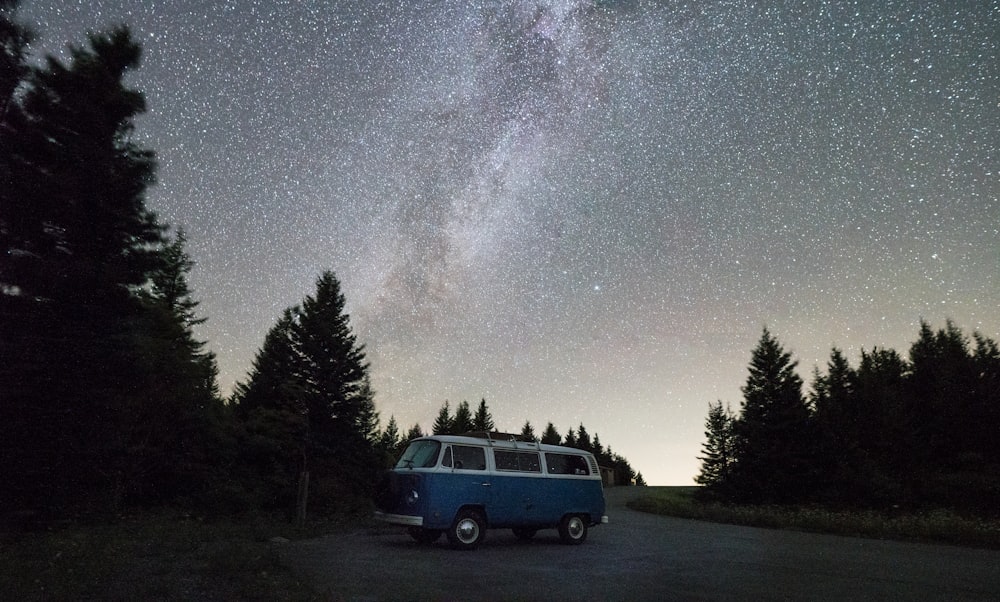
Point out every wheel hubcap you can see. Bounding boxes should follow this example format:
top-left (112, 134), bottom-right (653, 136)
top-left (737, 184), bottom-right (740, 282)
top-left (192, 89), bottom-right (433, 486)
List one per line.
top-left (568, 518), bottom-right (583, 538)
top-left (457, 519), bottom-right (479, 543)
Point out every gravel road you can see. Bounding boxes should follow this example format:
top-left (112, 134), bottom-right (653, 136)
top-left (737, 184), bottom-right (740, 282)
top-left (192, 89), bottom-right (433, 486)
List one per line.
top-left (282, 487), bottom-right (1000, 601)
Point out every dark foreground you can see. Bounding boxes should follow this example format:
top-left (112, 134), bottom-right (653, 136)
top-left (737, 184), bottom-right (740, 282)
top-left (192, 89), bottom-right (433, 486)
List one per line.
top-left (282, 487), bottom-right (1000, 601)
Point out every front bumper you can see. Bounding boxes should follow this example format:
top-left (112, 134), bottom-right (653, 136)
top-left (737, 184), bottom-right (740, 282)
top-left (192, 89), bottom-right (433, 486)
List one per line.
top-left (374, 510), bottom-right (424, 527)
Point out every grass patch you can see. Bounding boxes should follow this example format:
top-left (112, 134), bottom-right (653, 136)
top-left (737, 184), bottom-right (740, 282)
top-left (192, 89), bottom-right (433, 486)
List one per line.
top-left (628, 487), bottom-right (1000, 549)
top-left (0, 510), bottom-right (357, 600)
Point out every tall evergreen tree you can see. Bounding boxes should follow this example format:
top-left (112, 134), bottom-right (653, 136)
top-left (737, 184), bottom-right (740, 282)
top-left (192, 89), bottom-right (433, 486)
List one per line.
top-left (452, 400), bottom-right (474, 434)
top-left (378, 415), bottom-right (402, 464)
top-left (0, 26), bottom-right (174, 515)
top-left (232, 271), bottom-right (375, 511)
top-left (591, 434), bottom-right (605, 459)
top-left (908, 320), bottom-right (976, 470)
top-left (520, 420), bottom-right (536, 441)
top-left (472, 398), bottom-right (495, 432)
top-left (695, 401), bottom-right (735, 493)
top-left (125, 229), bottom-right (226, 504)
top-left (432, 401), bottom-right (453, 435)
top-left (730, 328), bottom-right (816, 504)
top-left (809, 348), bottom-right (860, 503)
top-left (563, 428), bottom-right (577, 448)
top-left (853, 346), bottom-right (911, 506)
top-left (576, 423), bottom-right (593, 452)
top-left (540, 422), bottom-right (561, 445)
top-left (405, 423), bottom-right (426, 441)
top-left (906, 321), bottom-right (997, 510)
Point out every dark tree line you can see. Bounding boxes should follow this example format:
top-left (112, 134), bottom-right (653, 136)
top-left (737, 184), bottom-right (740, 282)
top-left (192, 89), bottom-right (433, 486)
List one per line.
top-left (697, 323), bottom-right (1000, 515)
top-left (382, 400), bottom-right (644, 486)
top-left (0, 6), bottom-right (380, 523)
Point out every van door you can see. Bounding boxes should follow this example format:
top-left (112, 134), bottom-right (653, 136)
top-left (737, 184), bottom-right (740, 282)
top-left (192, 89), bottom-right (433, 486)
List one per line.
top-left (490, 450), bottom-right (543, 527)
top-left (437, 444), bottom-right (491, 518)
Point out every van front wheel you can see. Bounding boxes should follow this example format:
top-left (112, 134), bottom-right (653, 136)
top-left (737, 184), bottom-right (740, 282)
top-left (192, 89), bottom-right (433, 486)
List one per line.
top-left (558, 514), bottom-right (588, 545)
top-left (447, 509), bottom-right (486, 550)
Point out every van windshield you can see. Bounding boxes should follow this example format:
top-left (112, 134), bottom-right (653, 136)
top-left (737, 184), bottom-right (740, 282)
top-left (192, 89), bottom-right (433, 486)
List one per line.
top-left (395, 440), bottom-right (441, 469)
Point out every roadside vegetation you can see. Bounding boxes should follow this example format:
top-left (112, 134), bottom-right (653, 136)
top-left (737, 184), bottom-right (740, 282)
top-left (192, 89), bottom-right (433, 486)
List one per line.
top-left (0, 511), bottom-right (372, 600)
top-left (629, 487), bottom-right (1000, 549)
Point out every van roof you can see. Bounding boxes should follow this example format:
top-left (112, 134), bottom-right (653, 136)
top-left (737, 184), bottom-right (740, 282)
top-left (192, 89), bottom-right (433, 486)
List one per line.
top-left (413, 433), bottom-right (596, 456)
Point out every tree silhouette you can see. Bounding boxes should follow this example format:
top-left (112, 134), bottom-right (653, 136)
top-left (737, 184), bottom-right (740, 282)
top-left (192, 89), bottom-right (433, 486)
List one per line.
top-left (0, 26), bottom-right (181, 515)
top-left (432, 401), bottom-right (453, 435)
top-left (405, 423), bottom-right (426, 441)
top-left (576, 423), bottom-right (592, 452)
top-left (563, 427), bottom-right (577, 448)
top-left (729, 328), bottom-right (815, 504)
top-left (695, 401), bottom-right (735, 493)
top-left (452, 400), bottom-right (474, 434)
top-left (232, 271), bottom-right (375, 513)
top-left (473, 398), bottom-right (495, 432)
top-left (540, 422), bottom-right (561, 445)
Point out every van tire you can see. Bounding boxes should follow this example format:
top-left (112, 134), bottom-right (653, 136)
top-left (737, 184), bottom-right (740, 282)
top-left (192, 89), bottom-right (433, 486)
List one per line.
top-left (447, 509), bottom-right (486, 550)
top-left (558, 514), bottom-right (588, 545)
top-left (407, 527), bottom-right (442, 544)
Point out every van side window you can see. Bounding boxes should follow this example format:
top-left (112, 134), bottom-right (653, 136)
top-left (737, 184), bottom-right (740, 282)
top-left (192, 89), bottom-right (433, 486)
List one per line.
top-left (441, 446), bottom-right (453, 468)
top-left (494, 450), bottom-right (542, 473)
top-left (452, 445), bottom-right (486, 471)
top-left (545, 453), bottom-right (591, 475)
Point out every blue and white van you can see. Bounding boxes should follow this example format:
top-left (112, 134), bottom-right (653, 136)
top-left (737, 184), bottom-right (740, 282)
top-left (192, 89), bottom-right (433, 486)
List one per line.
top-left (375, 433), bottom-right (608, 549)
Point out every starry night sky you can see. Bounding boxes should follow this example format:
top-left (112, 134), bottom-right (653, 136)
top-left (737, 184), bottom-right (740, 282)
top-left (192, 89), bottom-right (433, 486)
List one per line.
top-left (21, 1), bottom-right (999, 484)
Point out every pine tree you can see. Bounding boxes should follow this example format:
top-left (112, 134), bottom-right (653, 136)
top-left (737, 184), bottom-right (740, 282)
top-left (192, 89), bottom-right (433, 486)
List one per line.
top-left (452, 400), bottom-right (474, 434)
top-left (730, 328), bottom-right (816, 504)
top-left (520, 420), bottom-right (536, 441)
top-left (810, 348), bottom-right (860, 503)
top-left (432, 401), bottom-right (453, 435)
top-left (2, 27), bottom-right (163, 306)
top-left (232, 271), bottom-right (375, 511)
top-left (853, 346), bottom-right (911, 506)
top-left (908, 320), bottom-right (976, 470)
top-left (472, 398), bottom-right (495, 432)
top-left (125, 229), bottom-right (226, 504)
top-left (0, 26), bottom-right (171, 515)
top-left (540, 422), bottom-right (561, 445)
top-left (563, 428), bottom-right (577, 448)
top-left (405, 423), bottom-right (425, 441)
top-left (695, 401), bottom-right (735, 493)
top-left (379, 416), bottom-right (401, 455)
top-left (591, 434), bottom-right (604, 459)
top-left (576, 424), bottom-right (592, 452)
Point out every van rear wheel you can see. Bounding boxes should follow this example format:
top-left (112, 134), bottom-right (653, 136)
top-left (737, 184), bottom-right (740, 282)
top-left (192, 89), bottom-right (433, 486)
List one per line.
top-left (558, 514), bottom-right (588, 545)
top-left (447, 509), bottom-right (486, 550)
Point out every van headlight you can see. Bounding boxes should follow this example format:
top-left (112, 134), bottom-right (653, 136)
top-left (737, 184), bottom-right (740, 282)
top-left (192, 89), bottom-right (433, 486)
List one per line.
top-left (406, 490), bottom-right (419, 504)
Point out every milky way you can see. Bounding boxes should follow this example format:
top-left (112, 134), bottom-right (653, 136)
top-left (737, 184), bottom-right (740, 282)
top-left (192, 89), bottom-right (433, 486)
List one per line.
top-left (22, 0), bottom-right (999, 483)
